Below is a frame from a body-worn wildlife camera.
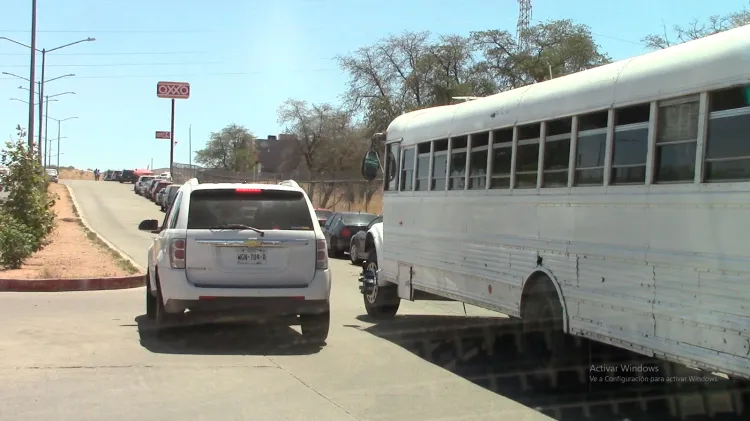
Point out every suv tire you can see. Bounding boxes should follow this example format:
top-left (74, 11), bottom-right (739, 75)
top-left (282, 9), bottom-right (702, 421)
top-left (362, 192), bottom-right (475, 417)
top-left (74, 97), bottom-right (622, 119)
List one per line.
top-left (145, 272), bottom-right (156, 319)
top-left (300, 306), bottom-right (330, 345)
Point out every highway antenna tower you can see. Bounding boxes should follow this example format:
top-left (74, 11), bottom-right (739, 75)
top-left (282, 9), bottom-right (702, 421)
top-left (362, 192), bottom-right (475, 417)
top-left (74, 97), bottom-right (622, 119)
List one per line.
top-left (517, 0), bottom-right (532, 52)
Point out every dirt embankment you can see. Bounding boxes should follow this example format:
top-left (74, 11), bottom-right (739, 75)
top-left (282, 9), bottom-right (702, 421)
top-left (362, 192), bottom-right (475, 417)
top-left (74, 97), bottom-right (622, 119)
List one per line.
top-left (58, 168), bottom-right (93, 180)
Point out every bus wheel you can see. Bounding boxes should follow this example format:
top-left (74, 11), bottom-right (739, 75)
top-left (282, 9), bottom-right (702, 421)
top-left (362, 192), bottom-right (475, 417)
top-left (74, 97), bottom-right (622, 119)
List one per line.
top-left (521, 279), bottom-right (568, 392)
top-left (362, 252), bottom-right (400, 319)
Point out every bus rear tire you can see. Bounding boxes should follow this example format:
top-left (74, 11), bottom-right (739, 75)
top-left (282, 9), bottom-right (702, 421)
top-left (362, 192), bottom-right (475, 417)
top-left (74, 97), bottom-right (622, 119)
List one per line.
top-left (520, 277), bottom-right (569, 392)
top-left (362, 252), bottom-right (400, 319)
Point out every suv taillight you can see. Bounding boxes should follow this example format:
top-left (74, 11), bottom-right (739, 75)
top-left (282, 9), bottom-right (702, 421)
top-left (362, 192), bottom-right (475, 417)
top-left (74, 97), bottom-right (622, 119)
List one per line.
top-left (170, 238), bottom-right (186, 269)
top-left (316, 239), bottom-right (327, 270)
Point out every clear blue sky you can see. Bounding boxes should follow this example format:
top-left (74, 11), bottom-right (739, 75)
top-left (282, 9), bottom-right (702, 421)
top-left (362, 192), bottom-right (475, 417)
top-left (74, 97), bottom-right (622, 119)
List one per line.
top-left (0, 0), bottom-right (746, 170)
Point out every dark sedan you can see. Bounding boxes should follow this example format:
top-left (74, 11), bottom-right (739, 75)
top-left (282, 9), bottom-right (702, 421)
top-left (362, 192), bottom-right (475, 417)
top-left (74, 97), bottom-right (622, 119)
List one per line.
top-left (322, 211), bottom-right (378, 258)
top-left (348, 214), bottom-right (382, 264)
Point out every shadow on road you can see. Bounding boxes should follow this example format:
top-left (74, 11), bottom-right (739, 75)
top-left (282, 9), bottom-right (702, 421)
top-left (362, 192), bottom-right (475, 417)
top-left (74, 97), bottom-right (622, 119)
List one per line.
top-left (135, 315), bottom-right (323, 356)
top-left (354, 314), bottom-right (749, 421)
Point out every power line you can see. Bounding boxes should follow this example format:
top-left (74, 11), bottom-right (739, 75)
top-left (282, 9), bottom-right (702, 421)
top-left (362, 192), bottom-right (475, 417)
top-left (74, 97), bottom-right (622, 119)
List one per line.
top-left (0, 51), bottom-right (214, 56)
top-left (0, 29), bottom-right (243, 34)
top-left (0, 68), bottom-right (340, 81)
top-left (2, 61), bottom-right (224, 68)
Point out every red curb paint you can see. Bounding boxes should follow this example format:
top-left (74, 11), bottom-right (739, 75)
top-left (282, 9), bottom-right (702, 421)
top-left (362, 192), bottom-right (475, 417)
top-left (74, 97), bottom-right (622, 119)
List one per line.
top-left (0, 273), bottom-right (146, 292)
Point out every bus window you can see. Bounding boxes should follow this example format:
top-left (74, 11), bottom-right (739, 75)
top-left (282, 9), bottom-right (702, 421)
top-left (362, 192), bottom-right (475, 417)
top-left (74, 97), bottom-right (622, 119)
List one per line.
top-left (415, 142), bottom-right (430, 191)
top-left (515, 123), bottom-right (541, 188)
top-left (490, 128), bottom-right (513, 189)
top-left (654, 96), bottom-right (699, 183)
top-left (431, 139), bottom-right (448, 190)
top-left (449, 136), bottom-right (468, 190)
top-left (574, 110), bottom-right (608, 186)
top-left (543, 118), bottom-right (572, 187)
top-left (384, 143), bottom-right (400, 191)
top-left (400, 147), bottom-right (415, 191)
top-left (468, 132), bottom-right (489, 189)
top-left (611, 104), bottom-right (650, 185)
top-left (705, 84), bottom-right (750, 182)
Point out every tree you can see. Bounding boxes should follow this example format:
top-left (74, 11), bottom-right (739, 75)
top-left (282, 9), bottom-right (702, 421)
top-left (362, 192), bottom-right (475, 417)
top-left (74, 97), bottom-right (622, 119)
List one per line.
top-left (277, 99), bottom-right (363, 176)
top-left (337, 21), bottom-right (610, 137)
top-left (0, 125), bottom-right (56, 268)
top-left (471, 19), bottom-right (611, 89)
top-left (194, 124), bottom-right (258, 173)
top-left (277, 99), bottom-right (371, 207)
top-left (642, 6), bottom-right (750, 49)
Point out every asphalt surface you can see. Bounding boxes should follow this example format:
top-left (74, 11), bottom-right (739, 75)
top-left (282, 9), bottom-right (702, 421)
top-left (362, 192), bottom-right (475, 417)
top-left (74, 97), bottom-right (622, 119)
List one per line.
top-left (0, 180), bottom-right (550, 421)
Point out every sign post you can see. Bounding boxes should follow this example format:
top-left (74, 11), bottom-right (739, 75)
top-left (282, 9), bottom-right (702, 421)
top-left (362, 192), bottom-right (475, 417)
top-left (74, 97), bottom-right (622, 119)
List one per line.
top-left (156, 81), bottom-right (190, 176)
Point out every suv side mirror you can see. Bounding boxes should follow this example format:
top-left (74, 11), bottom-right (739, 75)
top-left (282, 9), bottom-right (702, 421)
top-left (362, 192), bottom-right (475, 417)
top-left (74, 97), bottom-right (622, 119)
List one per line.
top-left (138, 219), bottom-right (160, 232)
top-left (361, 150), bottom-right (379, 181)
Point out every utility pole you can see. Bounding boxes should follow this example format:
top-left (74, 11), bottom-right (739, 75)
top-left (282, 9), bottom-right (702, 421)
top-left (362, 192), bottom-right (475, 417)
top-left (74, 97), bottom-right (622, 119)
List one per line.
top-left (27, 0), bottom-right (38, 150)
top-left (44, 95), bottom-right (49, 168)
top-left (37, 81), bottom-right (42, 163)
top-left (38, 49), bottom-right (46, 160)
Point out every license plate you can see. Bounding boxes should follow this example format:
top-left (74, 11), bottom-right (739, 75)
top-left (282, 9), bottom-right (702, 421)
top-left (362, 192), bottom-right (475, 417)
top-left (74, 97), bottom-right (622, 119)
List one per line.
top-left (237, 251), bottom-right (267, 264)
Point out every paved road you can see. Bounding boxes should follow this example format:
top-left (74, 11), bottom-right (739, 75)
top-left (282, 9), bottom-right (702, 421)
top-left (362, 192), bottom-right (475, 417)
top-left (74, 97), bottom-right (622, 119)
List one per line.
top-left (0, 180), bottom-right (549, 421)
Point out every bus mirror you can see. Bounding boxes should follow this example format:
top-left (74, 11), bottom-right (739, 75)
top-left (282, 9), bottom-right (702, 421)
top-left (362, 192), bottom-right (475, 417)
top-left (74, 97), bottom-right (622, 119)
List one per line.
top-left (361, 150), bottom-right (379, 181)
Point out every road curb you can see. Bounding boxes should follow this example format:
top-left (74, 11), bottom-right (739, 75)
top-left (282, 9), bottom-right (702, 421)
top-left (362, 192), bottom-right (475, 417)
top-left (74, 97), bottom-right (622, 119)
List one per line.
top-left (62, 183), bottom-right (146, 272)
top-left (0, 274), bottom-right (145, 292)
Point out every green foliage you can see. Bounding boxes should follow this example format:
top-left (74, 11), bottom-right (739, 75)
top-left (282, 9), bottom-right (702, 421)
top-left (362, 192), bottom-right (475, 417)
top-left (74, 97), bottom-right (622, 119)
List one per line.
top-left (642, 7), bottom-right (750, 49)
top-left (0, 126), bottom-right (57, 269)
top-left (0, 211), bottom-right (35, 269)
top-left (194, 124), bottom-right (258, 172)
top-left (335, 19), bottom-right (610, 140)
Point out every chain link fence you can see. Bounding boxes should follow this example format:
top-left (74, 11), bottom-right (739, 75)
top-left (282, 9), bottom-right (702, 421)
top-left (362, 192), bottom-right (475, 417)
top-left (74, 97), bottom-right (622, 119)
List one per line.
top-left (172, 163), bottom-right (384, 213)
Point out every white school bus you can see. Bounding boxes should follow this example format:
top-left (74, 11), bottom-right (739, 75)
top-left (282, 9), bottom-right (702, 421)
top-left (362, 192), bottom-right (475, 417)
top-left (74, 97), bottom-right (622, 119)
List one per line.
top-left (358, 24), bottom-right (750, 387)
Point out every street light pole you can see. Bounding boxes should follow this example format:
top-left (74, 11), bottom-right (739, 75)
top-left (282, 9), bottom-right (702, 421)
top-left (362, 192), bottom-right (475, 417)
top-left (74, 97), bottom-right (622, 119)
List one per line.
top-left (1, 34), bottom-right (94, 158)
top-left (47, 117), bottom-right (77, 170)
top-left (44, 95), bottom-right (50, 168)
top-left (38, 49), bottom-right (46, 161)
top-left (40, 92), bottom-right (75, 169)
top-left (27, 0), bottom-right (38, 150)
top-left (38, 81), bottom-right (43, 163)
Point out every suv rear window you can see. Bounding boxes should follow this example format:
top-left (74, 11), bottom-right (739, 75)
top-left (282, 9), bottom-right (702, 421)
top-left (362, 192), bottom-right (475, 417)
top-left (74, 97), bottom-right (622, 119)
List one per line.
top-left (315, 210), bottom-right (333, 219)
top-left (188, 189), bottom-right (314, 231)
top-left (342, 213), bottom-right (378, 225)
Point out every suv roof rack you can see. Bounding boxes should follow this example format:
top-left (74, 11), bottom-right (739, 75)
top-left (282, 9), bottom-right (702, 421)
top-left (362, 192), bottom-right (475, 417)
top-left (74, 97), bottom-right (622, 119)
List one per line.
top-left (278, 179), bottom-right (300, 189)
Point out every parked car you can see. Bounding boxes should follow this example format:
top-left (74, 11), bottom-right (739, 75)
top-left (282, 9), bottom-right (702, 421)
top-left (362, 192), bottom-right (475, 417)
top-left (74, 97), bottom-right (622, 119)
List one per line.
top-left (348, 215), bottom-right (382, 264)
top-left (159, 184), bottom-right (180, 212)
top-left (120, 169), bottom-right (138, 184)
top-left (314, 208), bottom-right (333, 227)
top-left (135, 175), bottom-right (155, 194)
top-left (322, 211), bottom-right (378, 258)
top-left (141, 179), bottom-right (160, 196)
top-left (45, 168), bottom-right (59, 183)
top-left (137, 178), bottom-right (331, 342)
top-left (150, 180), bottom-right (171, 201)
top-left (155, 183), bottom-right (173, 206)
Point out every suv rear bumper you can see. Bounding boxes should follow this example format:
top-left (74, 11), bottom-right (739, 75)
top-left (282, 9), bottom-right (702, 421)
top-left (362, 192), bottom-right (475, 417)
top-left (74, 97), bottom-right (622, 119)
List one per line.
top-left (158, 267), bottom-right (331, 315)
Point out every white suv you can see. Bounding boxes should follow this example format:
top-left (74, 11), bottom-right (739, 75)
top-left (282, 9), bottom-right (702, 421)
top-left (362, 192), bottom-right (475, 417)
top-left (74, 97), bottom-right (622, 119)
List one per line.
top-left (138, 178), bottom-right (331, 343)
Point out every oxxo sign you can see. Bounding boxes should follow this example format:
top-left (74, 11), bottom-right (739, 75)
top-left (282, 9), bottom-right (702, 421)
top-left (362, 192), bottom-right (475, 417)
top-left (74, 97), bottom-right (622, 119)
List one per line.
top-left (156, 81), bottom-right (190, 99)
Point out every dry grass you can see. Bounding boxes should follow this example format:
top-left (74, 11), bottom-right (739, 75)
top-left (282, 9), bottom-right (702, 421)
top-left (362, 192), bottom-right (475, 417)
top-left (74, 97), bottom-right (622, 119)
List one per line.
top-left (0, 183), bottom-right (139, 279)
top-left (58, 168), bottom-right (94, 180)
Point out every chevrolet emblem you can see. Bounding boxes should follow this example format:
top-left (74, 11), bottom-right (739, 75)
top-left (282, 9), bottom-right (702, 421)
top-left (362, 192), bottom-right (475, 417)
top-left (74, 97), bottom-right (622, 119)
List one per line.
top-left (244, 239), bottom-right (262, 248)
